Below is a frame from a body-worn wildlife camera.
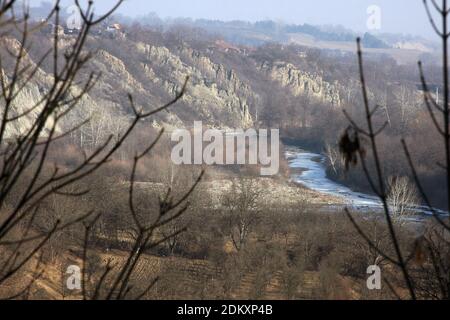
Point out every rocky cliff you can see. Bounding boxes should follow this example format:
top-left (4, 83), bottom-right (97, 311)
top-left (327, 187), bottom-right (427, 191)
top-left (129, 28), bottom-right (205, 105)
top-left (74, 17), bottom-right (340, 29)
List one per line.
top-left (259, 60), bottom-right (341, 106)
top-left (1, 31), bottom-right (350, 140)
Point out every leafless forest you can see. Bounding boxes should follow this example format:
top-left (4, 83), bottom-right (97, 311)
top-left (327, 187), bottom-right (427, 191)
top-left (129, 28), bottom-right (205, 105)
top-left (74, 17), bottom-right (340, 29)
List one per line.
top-left (0, 0), bottom-right (449, 300)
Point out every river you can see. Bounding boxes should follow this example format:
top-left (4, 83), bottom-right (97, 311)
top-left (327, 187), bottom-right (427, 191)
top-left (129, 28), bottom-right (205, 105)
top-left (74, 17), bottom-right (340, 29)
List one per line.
top-left (285, 145), bottom-right (447, 218)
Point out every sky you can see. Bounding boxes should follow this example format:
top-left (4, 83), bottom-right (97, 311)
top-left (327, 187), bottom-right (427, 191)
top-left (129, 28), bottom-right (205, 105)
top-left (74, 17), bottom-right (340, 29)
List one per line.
top-left (30, 0), bottom-right (440, 40)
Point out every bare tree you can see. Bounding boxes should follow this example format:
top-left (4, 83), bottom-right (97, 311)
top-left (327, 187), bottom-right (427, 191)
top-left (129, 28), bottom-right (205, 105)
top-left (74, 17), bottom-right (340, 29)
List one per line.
top-left (410, 223), bottom-right (450, 299)
top-left (80, 142), bottom-right (204, 300)
top-left (222, 178), bottom-right (261, 252)
top-left (159, 165), bottom-right (203, 256)
top-left (325, 143), bottom-right (341, 175)
top-left (340, 38), bottom-right (416, 299)
top-left (397, 84), bottom-right (415, 132)
top-left (0, 0), bottom-right (199, 299)
top-left (339, 0), bottom-right (450, 300)
top-left (387, 176), bottom-right (419, 224)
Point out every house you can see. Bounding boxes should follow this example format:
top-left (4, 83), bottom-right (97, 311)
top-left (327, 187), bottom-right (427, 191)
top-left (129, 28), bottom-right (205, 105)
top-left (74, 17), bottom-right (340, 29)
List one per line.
top-left (107, 23), bottom-right (122, 32)
top-left (64, 26), bottom-right (81, 36)
top-left (105, 23), bottom-right (125, 39)
top-left (41, 22), bottom-right (64, 36)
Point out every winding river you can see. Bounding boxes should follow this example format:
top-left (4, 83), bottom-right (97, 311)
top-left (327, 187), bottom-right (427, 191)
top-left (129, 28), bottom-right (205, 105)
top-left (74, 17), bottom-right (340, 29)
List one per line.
top-left (285, 145), bottom-right (447, 217)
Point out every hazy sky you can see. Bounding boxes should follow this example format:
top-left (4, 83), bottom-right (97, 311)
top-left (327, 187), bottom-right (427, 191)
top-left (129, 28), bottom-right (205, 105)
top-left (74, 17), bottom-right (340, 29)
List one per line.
top-left (31, 0), bottom-right (439, 40)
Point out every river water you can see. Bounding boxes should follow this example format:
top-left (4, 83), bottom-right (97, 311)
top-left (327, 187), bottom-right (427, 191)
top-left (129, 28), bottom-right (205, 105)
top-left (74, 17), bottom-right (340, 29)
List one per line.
top-left (285, 145), bottom-right (447, 218)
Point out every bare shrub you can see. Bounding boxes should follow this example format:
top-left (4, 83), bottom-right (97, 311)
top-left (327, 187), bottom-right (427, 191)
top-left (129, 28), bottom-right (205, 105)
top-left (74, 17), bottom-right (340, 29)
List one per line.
top-left (222, 178), bottom-right (262, 252)
top-left (387, 176), bottom-right (419, 224)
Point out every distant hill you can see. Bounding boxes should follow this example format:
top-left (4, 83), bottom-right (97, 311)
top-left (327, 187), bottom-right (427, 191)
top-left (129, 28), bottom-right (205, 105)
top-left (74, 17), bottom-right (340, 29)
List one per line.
top-left (141, 17), bottom-right (391, 49)
top-left (25, 3), bottom-right (436, 57)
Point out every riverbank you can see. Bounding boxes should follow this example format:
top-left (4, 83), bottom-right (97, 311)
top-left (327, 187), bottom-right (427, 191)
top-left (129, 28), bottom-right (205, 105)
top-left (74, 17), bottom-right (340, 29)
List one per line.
top-left (285, 146), bottom-right (382, 208)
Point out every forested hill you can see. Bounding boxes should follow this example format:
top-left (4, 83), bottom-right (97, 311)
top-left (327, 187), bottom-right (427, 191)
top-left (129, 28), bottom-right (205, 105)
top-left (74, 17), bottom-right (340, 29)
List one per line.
top-left (2, 15), bottom-right (446, 207)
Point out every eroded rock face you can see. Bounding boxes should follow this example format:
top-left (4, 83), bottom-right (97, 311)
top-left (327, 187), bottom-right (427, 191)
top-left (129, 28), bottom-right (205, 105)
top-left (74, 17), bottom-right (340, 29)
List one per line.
top-left (259, 61), bottom-right (341, 106)
top-left (136, 42), bottom-right (255, 128)
top-left (2, 33), bottom-right (350, 139)
top-left (0, 37), bottom-right (108, 140)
